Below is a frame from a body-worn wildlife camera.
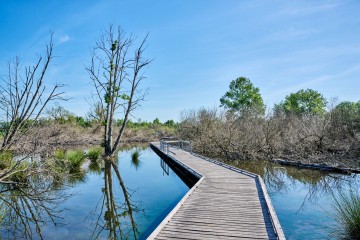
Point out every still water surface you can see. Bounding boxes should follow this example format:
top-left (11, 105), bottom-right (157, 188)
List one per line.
top-left (1, 146), bottom-right (189, 239)
top-left (234, 161), bottom-right (360, 240)
top-left (1, 146), bottom-right (359, 239)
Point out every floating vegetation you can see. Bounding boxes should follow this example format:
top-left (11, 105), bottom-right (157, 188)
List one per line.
top-left (329, 191), bottom-right (360, 239)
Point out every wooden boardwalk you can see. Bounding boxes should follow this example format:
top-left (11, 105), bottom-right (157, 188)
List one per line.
top-left (148, 142), bottom-right (285, 240)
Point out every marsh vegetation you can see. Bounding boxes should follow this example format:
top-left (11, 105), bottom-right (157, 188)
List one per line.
top-left (177, 78), bottom-right (360, 168)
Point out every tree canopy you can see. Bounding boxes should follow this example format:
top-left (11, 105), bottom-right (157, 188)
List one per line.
top-left (220, 77), bottom-right (265, 115)
top-left (278, 89), bottom-right (327, 115)
top-left (333, 100), bottom-right (360, 131)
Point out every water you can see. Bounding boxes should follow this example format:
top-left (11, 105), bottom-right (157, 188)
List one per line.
top-left (2, 147), bottom-right (359, 239)
top-left (233, 161), bottom-right (360, 240)
top-left (0, 146), bottom-right (189, 239)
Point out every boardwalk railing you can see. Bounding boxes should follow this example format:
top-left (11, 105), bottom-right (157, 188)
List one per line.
top-left (158, 139), bottom-right (285, 240)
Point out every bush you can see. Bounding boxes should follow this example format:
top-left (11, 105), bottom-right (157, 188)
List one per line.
top-left (87, 147), bottom-right (103, 162)
top-left (76, 116), bottom-right (92, 128)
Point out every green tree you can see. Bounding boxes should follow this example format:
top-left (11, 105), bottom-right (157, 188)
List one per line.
top-left (220, 77), bottom-right (265, 115)
top-left (152, 118), bottom-right (161, 125)
top-left (278, 89), bottom-right (327, 115)
top-left (333, 101), bottom-right (360, 131)
top-left (164, 120), bottom-right (176, 127)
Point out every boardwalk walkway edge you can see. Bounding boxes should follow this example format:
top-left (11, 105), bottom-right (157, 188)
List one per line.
top-left (148, 142), bottom-right (286, 240)
top-left (147, 144), bottom-right (205, 240)
top-left (189, 151), bottom-right (285, 239)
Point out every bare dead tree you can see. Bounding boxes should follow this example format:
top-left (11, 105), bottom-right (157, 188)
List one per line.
top-left (0, 33), bottom-right (65, 150)
top-left (86, 25), bottom-right (150, 158)
top-left (86, 98), bottom-right (105, 123)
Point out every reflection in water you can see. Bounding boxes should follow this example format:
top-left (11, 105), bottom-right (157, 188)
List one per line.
top-left (235, 161), bottom-right (359, 203)
top-left (130, 150), bottom-right (143, 171)
top-left (0, 173), bottom-right (69, 239)
top-left (89, 159), bottom-right (141, 240)
top-left (233, 160), bottom-right (360, 239)
top-left (0, 147), bottom-right (190, 239)
top-left (160, 158), bottom-right (169, 175)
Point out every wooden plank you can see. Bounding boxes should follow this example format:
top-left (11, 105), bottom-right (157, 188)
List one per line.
top-left (148, 142), bottom-right (285, 240)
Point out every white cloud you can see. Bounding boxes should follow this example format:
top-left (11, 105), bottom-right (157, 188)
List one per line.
top-left (58, 34), bottom-right (70, 44)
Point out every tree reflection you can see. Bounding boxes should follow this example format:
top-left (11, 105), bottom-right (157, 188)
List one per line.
top-left (0, 172), bottom-right (69, 239)
top-left (234, 160), bottom-right (360, 212)
top-left (89, 159), bottom-right (141, 240)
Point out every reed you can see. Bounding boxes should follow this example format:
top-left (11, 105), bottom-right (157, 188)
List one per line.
top-left (330, 191), bottom-right (360, 239)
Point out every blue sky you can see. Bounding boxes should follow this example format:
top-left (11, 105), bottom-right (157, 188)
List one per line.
top-left (0, 0), bottom-right (359, 122)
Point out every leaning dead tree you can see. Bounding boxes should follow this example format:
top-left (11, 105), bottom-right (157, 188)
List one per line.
top-left (0, 34), bottom-right (64, 151)
top-left (86, 25), bottom-right (150, 158)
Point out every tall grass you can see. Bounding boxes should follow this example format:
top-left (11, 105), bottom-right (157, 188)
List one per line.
top-left (330, 191), bottom-right (360, 239)
top-left (131, 150), bottom-right (142, 170)
top-left (54, 148), bottom-right (66, 160)
top-left (87, 147), bottom-right (103, 162)
top-left (66, 150), bottom-right (86, 172)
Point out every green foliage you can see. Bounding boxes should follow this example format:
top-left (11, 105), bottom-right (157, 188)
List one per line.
top-left (330, 191), bottom-right (360, 239)
top-left (131, 150), bottom-right (140, 161)
top-left (54, 149), bottom-right (66, 160)
top-left (76, 116), bottom-right (92, 128)
top-left (131, 150), bottom-right (142, 170)
top-left (0, 150), bottom-right (13, 169)
top-left (120, 93), bottom-right (130, 101)
top-left (65, 150), bottom-right (86, 171)
top-left (87, 147), bottom-right (103, 162)
top-left (164, 120), bottom-right (177, 128)
top-left (111, 40), bottom-right (118, 51)
top-left (220, 77), bottom-right (265, 115)
top-left (333, 101), bottom-right (360, 131)
top-left (152, 118), bottom-right (161, 125)
top-left (116, 118), bottom-right (178, 129)
top-left (104, 93), bottom-right (111, 104)
top-left (0, 122), bottom-right (10, 137)
top-left (278, 89), bottom-right (327, 115)
top-left (52, 149), bottom-right (70, 174)
top-left (9, 161), bottom-right (29, 182)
